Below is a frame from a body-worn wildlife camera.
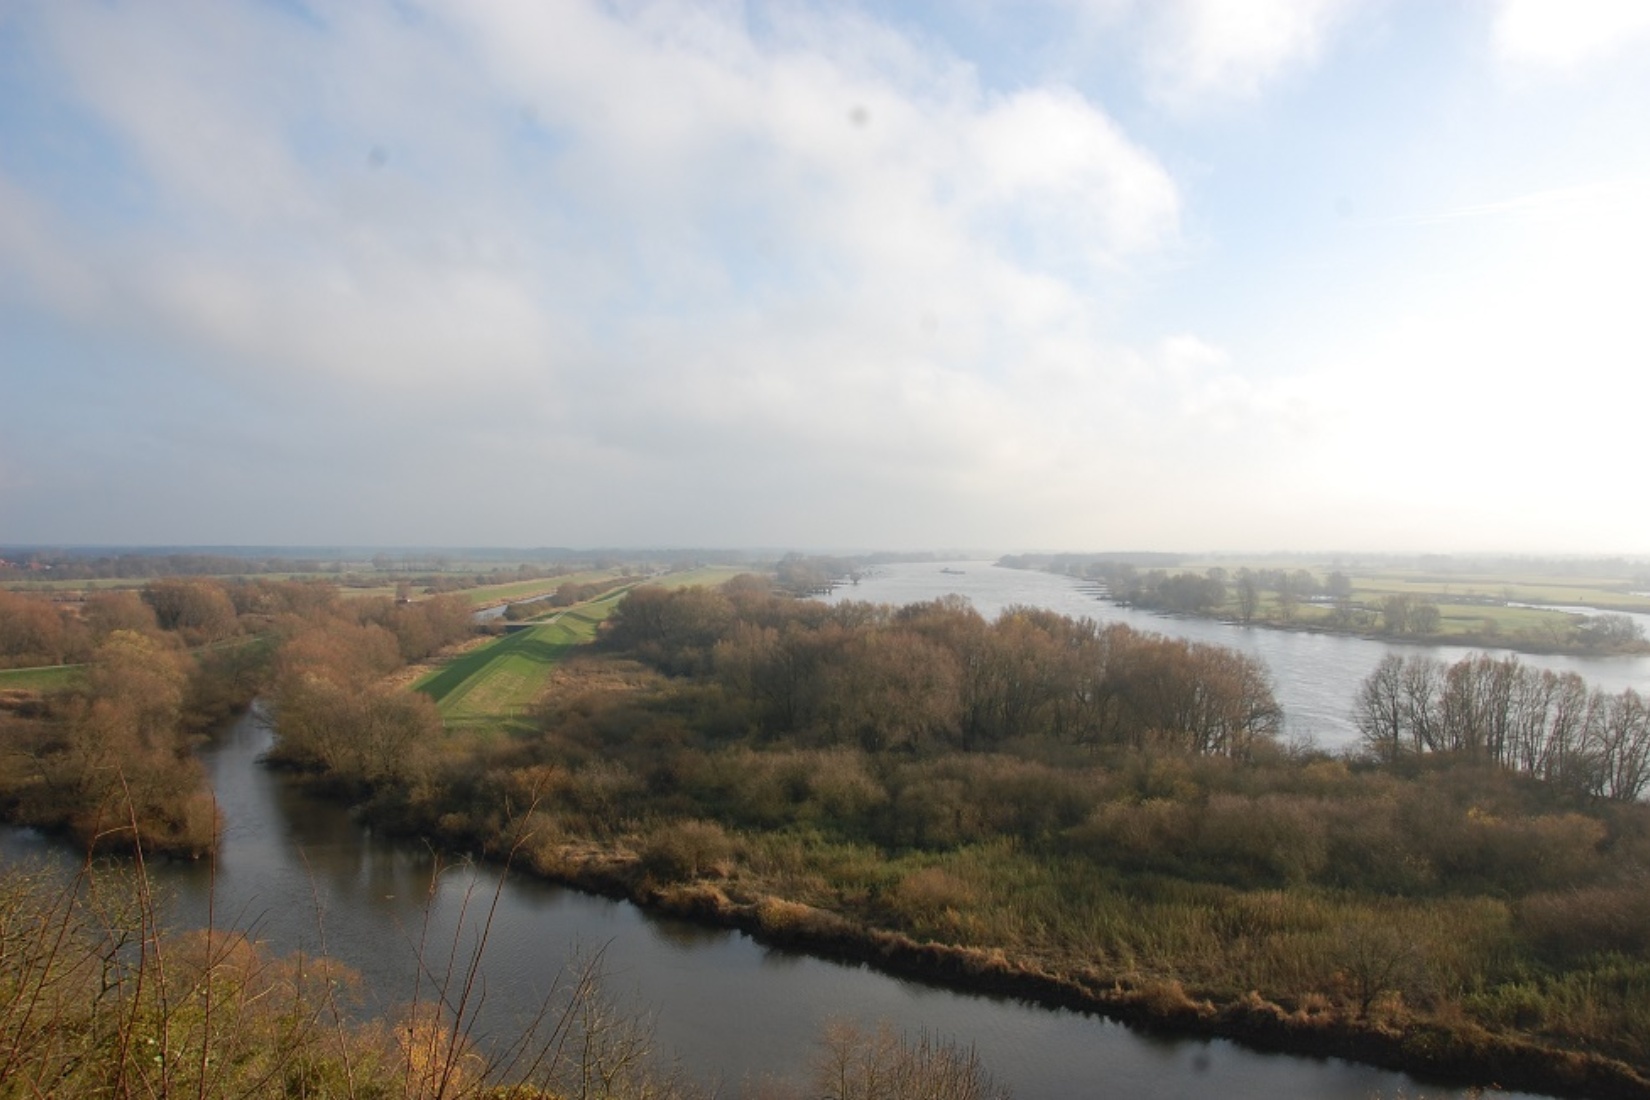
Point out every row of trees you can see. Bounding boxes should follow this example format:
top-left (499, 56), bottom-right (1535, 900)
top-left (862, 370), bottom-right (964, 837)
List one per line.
top-left (0, 587), bottom-right (205, 668)
top-left (1355, 652), bottom-right (1650, 800)
top-left (0, 577), bottom-right (332, 667)
top-left (1102, 565), bottom-right (1356, 625)
top-left (603, 583), bottom-right (1282, 758)
top-left (0, 551), bottom-right (336, 581)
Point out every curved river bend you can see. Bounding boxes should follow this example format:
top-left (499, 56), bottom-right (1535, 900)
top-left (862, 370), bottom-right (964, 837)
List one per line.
top-left (6, 561), bottom-right (1619, 1097)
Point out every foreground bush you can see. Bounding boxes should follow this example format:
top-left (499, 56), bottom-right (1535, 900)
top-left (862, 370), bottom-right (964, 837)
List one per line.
top-left (0, 857), bottom-right (1016, 1100)
top-left (0, 858), bottom-right (700, 1100)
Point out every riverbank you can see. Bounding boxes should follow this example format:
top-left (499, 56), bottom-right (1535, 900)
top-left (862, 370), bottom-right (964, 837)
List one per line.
top-left (344, 808), bottom-right (1650, 1100)
top-left (1016, 559), bottom-right (1650, 661)
top-left (1110, 603), bottom-right (1650, 660)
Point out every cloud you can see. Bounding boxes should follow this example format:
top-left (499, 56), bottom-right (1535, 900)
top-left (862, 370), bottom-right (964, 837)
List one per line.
top-left (1493, 0), bottom-right (1650, 70)
top-left (0, 0), bottom-right (1227, 546)
top-left (1141, 0), bottom-right (1358, 110)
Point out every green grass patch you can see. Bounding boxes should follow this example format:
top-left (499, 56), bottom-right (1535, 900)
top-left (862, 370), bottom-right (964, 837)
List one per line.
top-left (0, 664), bottom-right (82, 692)
top-left (458, 570), bottom-right (624, 608)
top-left (418, 624), bottom-right (576, 726)
top-left (415, 592), bottom-right (628, 728)
top-left (651, 566), bottom-right (755, 589)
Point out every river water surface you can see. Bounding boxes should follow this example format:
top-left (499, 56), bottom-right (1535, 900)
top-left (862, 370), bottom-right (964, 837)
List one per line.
top-left (824, 562), bottom-right (1650, 751)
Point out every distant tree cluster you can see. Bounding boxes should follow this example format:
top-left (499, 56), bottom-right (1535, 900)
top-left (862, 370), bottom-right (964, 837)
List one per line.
top-left (1355, 652), bottom-right (1650, 800)
top-left (0, 578), bottom-right (288, 668)
top-left (1105, 568), bottom-right (1228, 614)
top-left (0, 551), bottom-right (333, 581)
top-left (774, 553), bottom-right (858, 596)
top-left (603, 581), bottom-right (1282, 757)
top-left (1573, 612), bottom-right (1646, 650)
top-left (265, 590), bottom-right (473, 788)
top-left (1378, 593), bottom-right (1442, 636)
top-left (0, 589), bottom-right (91, 668)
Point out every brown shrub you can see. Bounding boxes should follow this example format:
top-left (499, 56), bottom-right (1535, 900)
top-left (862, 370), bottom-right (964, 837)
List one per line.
top-left (1519, 880), bottom-right (1650, 961)
top-left (639, 819), bottom-right (734, 883)
top-left (887, 867), bottom-right (979, 935)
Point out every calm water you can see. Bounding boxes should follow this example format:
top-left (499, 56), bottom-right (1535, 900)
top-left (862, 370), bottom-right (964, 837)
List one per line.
top-left (824, 562), bottom-right (1650, 752)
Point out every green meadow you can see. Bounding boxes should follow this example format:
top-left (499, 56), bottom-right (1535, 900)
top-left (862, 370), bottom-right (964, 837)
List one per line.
top-left (458, 569), bottom-right (627, 607)
top-left (0, 664), bottom-right (82, 691)
top-left (415, 587), bottom-right (631, 728)
top-left (650, 565), bottom-right (753, 589)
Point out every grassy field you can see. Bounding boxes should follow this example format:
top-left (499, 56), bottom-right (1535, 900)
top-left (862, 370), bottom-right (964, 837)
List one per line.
top-left (1184, 558), bottom-right (1650, 612)
top-left (456, 569), bottom-right (629, 608)
top-left (2, 578), bottom-right (145, 594)
top-left (1236, 590), bottom-right (1587, 643)
top-left (415, 587), bottom-right (632, 728)
top-left (1352, 573), bottom-right (1650, 612)
top-left (0, 665), bottom-right (82, 691)
top-left (650, 565), bottom-right (756, 589)
top-left (1167, 557), bottom-right (1650, 646)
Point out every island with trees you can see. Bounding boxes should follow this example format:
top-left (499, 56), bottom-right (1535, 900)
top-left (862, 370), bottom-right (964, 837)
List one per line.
top-left (1001, 552), bottom-right (1650, 657)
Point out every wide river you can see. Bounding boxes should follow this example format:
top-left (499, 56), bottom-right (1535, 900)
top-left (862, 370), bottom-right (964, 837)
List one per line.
top-left (824, 561), bottom-right (1650, 752)
top-left (9, 561), bottom-right (1631, 1097)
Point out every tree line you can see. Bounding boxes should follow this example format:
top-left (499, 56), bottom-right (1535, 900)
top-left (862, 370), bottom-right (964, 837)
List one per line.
top-left (1355, 652), bottom-right (1650, 800)
top-left (0, 551), bottom-right (338, 582)
top-left (603, 582), bottom-right (1282, 758)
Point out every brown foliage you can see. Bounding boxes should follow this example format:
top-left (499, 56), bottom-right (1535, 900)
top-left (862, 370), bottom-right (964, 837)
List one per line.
top-left (0, 588), bottom-right (86, 667)
top-left (142, 578), bottom-right (239, 644)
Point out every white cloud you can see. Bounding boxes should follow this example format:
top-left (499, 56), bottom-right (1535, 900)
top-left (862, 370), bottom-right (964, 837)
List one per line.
top-left (1143, 0), bottom-right (1357, 110)
top-left (1493, 0), bottom-right (1650, 70)
top-left (967, 87), bottom-right (1179, 260)
top-left (0, 0), bottom-right (1227, 547)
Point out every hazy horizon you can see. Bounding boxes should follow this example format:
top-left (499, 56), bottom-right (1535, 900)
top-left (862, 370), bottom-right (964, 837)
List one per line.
top-left (5, 543), bottom-right (1647, 567)
top-left (4, 2), bottom-right (1647, 555)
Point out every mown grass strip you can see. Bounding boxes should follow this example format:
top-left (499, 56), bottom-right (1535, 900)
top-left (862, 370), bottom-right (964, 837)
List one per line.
top-left (651, 566), bottom-right (752, 589)
top-left (459, 569), bottom-right (624, 608)
top-left (0, 664), bottom-right (83, 691)
top-left (416, 592), bottom-right (628, 726)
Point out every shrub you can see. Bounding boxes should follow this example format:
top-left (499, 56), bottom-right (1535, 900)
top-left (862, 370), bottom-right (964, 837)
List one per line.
top-left (887, 866), bottom-right (979, 936)
top-left (640, 819), bottom-right (734, 882)
top-left (1519, 881), bottom-right (1650, 962)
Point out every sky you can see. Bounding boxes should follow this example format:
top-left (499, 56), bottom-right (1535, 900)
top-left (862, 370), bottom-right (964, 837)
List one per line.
top-left (2, 0), bottom-right (1648, 555)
